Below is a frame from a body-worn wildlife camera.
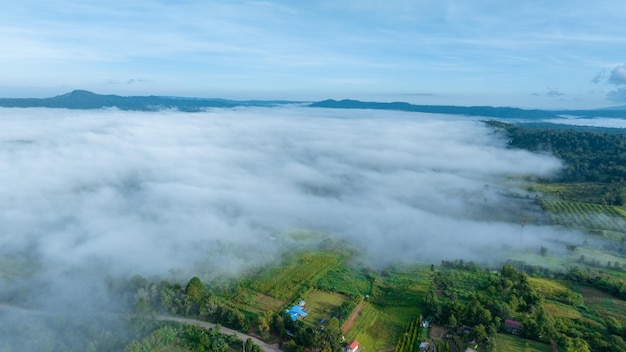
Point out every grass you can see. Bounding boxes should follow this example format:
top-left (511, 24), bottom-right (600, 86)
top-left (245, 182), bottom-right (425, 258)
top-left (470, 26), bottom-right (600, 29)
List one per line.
top-left (495, 333), bottom-right (553, 352)
top-left (303, 290), bottom-right (349, 326)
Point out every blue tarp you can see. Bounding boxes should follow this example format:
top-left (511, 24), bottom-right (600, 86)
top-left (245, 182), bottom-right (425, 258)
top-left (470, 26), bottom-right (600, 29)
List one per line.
top-left (287, 305), bottom-right (308, 321)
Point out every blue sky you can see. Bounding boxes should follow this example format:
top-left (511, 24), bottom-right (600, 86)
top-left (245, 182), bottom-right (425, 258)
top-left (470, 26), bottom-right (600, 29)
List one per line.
top-left (1, 0), bottom-right (625, 108)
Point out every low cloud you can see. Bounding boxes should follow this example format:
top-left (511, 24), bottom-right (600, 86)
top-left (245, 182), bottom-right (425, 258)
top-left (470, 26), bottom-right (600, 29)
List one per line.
top-left (546, 88), bottom-right (564, 97)
top-left (600, 63), bottom-right (626, 103)
top-left (0, 107), bottom-right (565, 281)
top-left (0, 106), bottom-right (578, 349)
top-left (532, 88), bottom-right (564, 98)
top-left (592, 70), bottom-right (606, 84)
top-left (607, 86), bottom-right (626, 102)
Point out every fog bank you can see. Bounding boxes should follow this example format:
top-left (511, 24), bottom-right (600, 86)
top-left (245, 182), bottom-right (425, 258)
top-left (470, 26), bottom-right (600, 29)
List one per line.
top-left (0, 107), bottom-right (566, 279)
top-left (0, 106), bottom-right (573, 349)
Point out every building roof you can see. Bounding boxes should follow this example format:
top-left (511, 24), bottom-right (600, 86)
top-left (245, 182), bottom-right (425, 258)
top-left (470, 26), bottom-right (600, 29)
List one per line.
top-left (505, 319), bottom-right (522, 329)
top-left (348, 340), bottom-right (359, 349)
top-left (287, 305), bottom-right (308, 321)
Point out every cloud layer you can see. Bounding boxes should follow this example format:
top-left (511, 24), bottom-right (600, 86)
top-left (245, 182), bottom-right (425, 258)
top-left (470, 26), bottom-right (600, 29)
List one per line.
top-left (0, 107), bottom-right (565, 281)
top-left (0, 106), bottom-right (575, 349)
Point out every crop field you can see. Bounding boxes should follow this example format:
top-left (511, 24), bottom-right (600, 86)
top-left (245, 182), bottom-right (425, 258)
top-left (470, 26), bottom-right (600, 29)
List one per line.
top-left (248, 251), bottom-right (344, 300)
top-left (316, 266), bottom-right (373, 296)
top-left (393, 318), bottom-right (424, 352)
top-left (528, 277), bottom-right (572, 300)
top-left (253, 294), bottom-right (285, 312)
top-left (344, 267), bottom-right (431, 351)
top-left (303, 290), bottom-right (349, 326)
top-left (580, 286), bottom-right (626, 322)
top-left (495, 333), bottom-right (552, 352)
top-left (533, 182), bottom-right (626, 206)
top-left (540, 199), bottom-right (626, 235)
top-left (543, 301), bottom-right (585, 320)
top-left (344, 303), bottom-right (397, 352)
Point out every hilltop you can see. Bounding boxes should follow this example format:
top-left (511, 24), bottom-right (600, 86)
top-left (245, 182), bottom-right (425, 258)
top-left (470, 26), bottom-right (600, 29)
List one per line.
top-left (0, 90), bottom-right (297, 111)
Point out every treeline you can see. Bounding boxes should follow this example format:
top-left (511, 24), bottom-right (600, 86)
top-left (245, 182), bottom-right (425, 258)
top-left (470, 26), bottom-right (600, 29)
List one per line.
top-left (567, 266), bottom-right (626, 300)
top-left (125, 322), bottom-right (261, 352)
top-left (107, 275), bottom-right (250, 332)
top-left (486, 120), bottom-right (626, 189)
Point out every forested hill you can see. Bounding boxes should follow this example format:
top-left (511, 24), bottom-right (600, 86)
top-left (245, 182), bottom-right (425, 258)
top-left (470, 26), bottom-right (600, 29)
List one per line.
top-left (0, 90), bottom-right (296, 111)
top-left (309, 99), bottom-right (557, 119)
top-left (309, 99), bottom-right (626, 119)
top-left (487, 120), bottom-right (626, 185)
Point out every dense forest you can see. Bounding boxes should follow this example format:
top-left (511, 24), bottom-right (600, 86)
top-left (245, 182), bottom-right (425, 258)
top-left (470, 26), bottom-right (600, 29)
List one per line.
top-left (487, 121), bottom-right (626, 205)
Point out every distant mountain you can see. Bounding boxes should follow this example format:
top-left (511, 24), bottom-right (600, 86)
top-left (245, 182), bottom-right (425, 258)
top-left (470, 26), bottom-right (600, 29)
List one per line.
top-left (0, 90), bottom-right (299, 111)
top-left (309, 99), bottom-right (626, 119)
top-left (309, 99), bottom-right (558, 119)
top-left (595, 105), bottom-right (626, 111)
top-left (3, 91), bottom-right (626, 118)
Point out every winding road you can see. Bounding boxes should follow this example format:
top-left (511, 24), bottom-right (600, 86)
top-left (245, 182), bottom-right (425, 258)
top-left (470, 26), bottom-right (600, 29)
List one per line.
top-left (0, 303), bottom-right (281, 352)
top-left (155, 316), bottom-right (281, 352)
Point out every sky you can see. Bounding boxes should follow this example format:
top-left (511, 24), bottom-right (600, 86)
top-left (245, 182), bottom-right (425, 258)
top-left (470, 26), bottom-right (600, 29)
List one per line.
top-left (1, 0), bottom-right (626, 108)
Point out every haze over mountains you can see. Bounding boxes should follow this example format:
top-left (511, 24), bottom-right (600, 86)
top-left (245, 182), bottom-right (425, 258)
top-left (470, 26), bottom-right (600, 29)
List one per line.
top-left (1, 90), bottom-right (626, 118)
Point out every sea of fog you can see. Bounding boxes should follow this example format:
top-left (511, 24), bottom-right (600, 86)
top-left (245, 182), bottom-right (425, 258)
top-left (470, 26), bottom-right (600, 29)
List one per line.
top-left (0, 106), bottom-right (568, 279)
top-left (0, 106), bottom-right (588, 350)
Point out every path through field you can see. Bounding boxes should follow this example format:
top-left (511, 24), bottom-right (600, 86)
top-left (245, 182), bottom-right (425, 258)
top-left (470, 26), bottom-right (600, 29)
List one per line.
top-left (342, 301), bottom-right (366, 334)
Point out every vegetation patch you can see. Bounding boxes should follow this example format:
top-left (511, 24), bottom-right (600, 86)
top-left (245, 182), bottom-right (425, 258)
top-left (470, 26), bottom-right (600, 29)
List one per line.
top-left (580, 286), bottom-right (626, 322)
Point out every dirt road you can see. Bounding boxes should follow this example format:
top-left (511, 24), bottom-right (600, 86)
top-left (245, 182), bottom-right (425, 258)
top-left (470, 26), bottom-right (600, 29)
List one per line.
top-left (156, 316), bottom-right (282, 352)
top-left (0, 303), bottom-right (281, 352)
top-left (342, 301), bottom-right (366, 334)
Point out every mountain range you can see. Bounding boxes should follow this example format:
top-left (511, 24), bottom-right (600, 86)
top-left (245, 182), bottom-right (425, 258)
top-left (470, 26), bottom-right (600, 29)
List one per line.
top-left (1, 90), bottom-right (625, 119)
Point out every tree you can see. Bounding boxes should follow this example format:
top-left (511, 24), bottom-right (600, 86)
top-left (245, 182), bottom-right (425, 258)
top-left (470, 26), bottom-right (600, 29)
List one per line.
top-left (448, 314), bottom-right (458, 327)
top-left (486, 336), bottom-right (497, 352)
top-left (186, 276), bottom-right (205, 302)
top-left (473, 324), bottom-right (488, 342)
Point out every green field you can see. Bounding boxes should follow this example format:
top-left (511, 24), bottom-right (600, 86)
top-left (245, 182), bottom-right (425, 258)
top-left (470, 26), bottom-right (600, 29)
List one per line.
top-left (345, 303), bottom-right (392, 352)
top-left (495, 333), bottom-right (553, 352)
top-left (248, 251), bottom-right (344, 301)
top-left (343, 266), bottom-right (431, 351)
top-left (303, 290), bottom-right (349, 326)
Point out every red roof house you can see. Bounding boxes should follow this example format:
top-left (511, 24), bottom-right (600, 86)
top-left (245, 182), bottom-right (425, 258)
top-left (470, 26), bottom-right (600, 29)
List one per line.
top-left (504, 319), bottom-right (522, 334)
top-left (347, 340), bottom-right (359, 352)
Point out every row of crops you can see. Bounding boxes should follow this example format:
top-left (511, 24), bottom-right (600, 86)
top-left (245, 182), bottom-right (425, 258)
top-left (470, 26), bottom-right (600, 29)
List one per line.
top-left (249, 251), bottom-right (344, 300)
top-left (393, 318), bottom-right (424, 352)
top-left (539, 199), bottom-right (626, 234)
